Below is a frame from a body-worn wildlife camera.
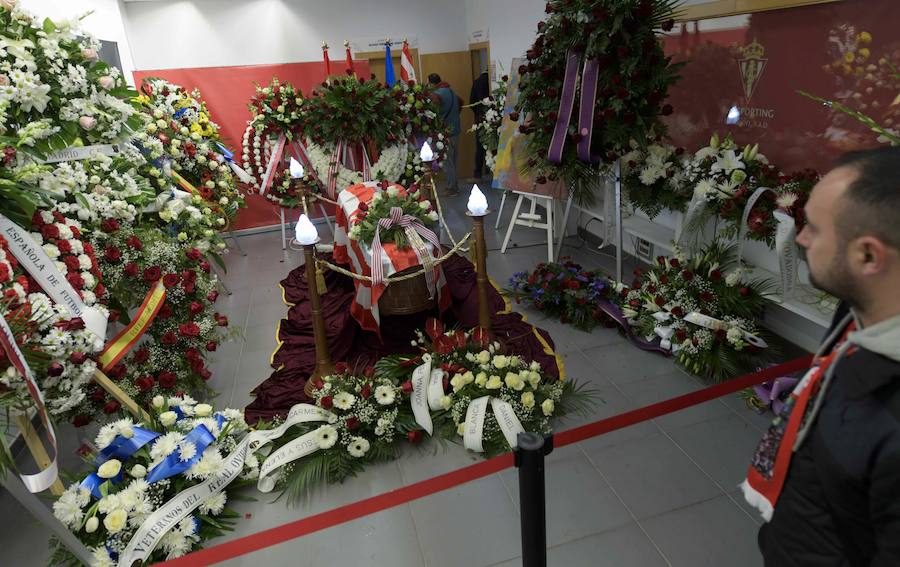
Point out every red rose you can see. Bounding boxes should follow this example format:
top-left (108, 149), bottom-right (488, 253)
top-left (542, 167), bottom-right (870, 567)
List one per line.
top-left (206, 341), bottom-right (218, 352)
top-left (41, 224), bottom-right (60, 240)
top-left (158, 371), bottom-right (177, 389)
top-left (57, 240), bottom-right (71, 254)
top-left (182, 269), bottom-right (197, 283)
top-left (189, 301), bottom-right (204, 315)
top-left (143, 266), bottom-right (162, 282)
top-left (311, 378), bottom-right (325, 390)
top-left (108, 363), bottom-right (127, 380)
top-left (670, 306), bottom-right (684, 318)
top-left (669, 258), bottom-right (681, 269)
top-left (104, 246), bottom-right (122, 262)
top-left (179, 322), bottom-right (200, 337)
top-left (89, 387), bottom-right (106, 402)
top-left (182, 281), bottom-right (196, 294)
top-left (124, 262), bottom-right (139, 278)
top-left (72, 414), bottom-right (91, 427)
top-left (361, 384), bottom-right (372, 399)
top-left (739, 287), bottom-right (750, 297)
top-left (709, 269), bottom-right (722, 282)
top-left (401, 381), bottom-right (413, 395)
top-left (132, 348), bottom-right (150, 364)
top-left (345, 417), bottom-right (361, 430)
top-left (103, 399), bottom-right (121, 414)
top-left (126, 235), bottom-right (143, 250)
top-left (185, 248), bottom-right (202, 261)
top-left (654, 296), bottom-right (666, 307)
top-left (216, 314), bottom-right (228, 327)
top-left (69, 351), bottom-right (87, 365)
top-left (407, 430), bottom-right (423, 444)
top-left (161, 331), bottom-right (178, 345)
top-left (157, 303), bottom-right (173, 319)
top-left (135, 375), bottom-right (155, 393)
top-left (200, 368), bottom-right (211, 380)
top-left (699, 291), bottom-right (714, 303)
top-left (162, 273), bottom-right (181, 288)
top-left (100, 218), bottom-right (120, 233)
top-left (320, 395), bottom-right (333, 409)
top-left (207, 290), bottom-right (219, 302)
top-left (681, 270), bottom-right (694, 281)
top-left (185, 348), bottom-right (201, 361)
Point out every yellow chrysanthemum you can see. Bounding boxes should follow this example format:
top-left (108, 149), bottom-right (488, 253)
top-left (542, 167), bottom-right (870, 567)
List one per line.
top-left (858, 31), bottom-right (872, 44)
top-left (857, 48), bottom-right (870, 60)
top-left (190, 122), bottom-right (203, 134)
top-left (197, 112), bottom-right (209, 124)
top-left (134, 94), bottom-right (151, 106)
top-left (843, 52), bottom-right (855, 63)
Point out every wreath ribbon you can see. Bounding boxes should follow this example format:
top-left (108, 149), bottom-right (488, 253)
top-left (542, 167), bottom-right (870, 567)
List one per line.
top-left (547, 50), bottom-right (602, 165)
top-left (370, 206), bottom-right (441, 297)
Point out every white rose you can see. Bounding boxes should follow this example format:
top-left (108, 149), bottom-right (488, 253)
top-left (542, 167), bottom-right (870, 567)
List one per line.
top-left (103, 509), bottom-right (127, 534)
top-left (152, 395), bottom-right (165, 409)
top-left (475, 372), bottom-right (487, 387)
top-left (521, 391), bottom-right (535, 409)
top-left (541, 399), bottom-right (555, 416)
top-left (504, 372), bottom-right (525, 391)
top-left (195, 403), bottom-right (213, 417)
top-left (456, 423), bottom-right (466, 436)
top-left (84, 516), bottom-right (99, 533)
top-left (130, 464), bottom-right (147, 478)
top-left (159, 411), bottom-right (177, 427)
top-left (476, 350), bottom-right (490, 364)
top-left (486, 375), bottom-right (502, 389)
top-left (440, 395), bottom-right (453, 410)
top-left (492, 355), bottom-right (509, 369)
top-left (97, 459), bottom-right (122, 479)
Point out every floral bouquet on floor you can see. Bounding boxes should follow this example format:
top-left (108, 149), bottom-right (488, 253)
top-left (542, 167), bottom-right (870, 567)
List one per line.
top-left (378, 319), bottom-right (597, 458)
top-left (621, 138), bottom-right (691, 218)
top-left (49, 396), bottom-right (258, 566)
top-left (348, 182), bottom-right (438, 247)
top-left (261, 363), bottom-right (418, 504)
top-left (264, 166), bottom-right (324, 209)
top-left (469, 75), bottom-right (508, 173)
top-left (506, 259), bottom-right (613, 331)
top-left (615, 242), bottom-right (776, 381)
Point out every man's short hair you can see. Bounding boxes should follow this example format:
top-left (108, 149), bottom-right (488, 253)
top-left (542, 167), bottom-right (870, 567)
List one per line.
top-left (428, 73), bottom-right (441, 85)
top-left (834, 146), bottom-right (900, 249)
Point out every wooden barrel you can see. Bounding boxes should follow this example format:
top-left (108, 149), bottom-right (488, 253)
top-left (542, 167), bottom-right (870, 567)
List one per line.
top-left (379, 266), bottom-right (437, 315)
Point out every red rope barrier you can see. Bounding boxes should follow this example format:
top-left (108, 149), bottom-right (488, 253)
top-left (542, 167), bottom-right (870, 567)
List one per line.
top-left (159, 355), bottom-right (812, 566)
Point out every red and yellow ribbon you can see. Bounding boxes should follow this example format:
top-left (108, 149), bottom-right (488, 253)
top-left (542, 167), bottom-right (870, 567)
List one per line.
top-left (98, 280), bottom-right (167, 371)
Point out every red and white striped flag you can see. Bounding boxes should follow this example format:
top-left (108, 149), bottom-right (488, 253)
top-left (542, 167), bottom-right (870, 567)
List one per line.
top-left (400, 40), bottom-right (416, 83)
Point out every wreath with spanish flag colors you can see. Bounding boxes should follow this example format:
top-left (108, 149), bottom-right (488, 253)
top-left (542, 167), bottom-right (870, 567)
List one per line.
top-left (515, 0), bottom-right (683, 202)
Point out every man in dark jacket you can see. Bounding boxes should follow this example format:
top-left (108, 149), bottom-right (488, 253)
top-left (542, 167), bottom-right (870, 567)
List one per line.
top-left (469, 70), bottom-right (490, 180)
top-left (743, 146), bottom-right (900, 566)
top-left (428, 73), bottom-right (462, 196)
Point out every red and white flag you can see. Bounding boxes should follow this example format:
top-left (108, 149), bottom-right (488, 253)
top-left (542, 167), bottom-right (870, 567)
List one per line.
top-left (400, 40), bottom-right (416, 83)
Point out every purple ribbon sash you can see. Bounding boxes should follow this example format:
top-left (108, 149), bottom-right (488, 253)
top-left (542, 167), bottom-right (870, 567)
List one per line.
top-left (547, 50), bottom-right (580, 164)
top-left (577, 58), bottom-right (600, 163)
top-left (595, 299), bottom-right (671, 355)
top-left (546, 50), bottom-right (602, 165)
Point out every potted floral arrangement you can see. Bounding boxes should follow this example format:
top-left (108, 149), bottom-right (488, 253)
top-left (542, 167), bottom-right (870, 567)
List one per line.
top-left (49, 396), bottom-right (258, 566)
top-left (507, 259), bottom-right (612, 331)
top-left (615, 242), bottom-right (776, 380)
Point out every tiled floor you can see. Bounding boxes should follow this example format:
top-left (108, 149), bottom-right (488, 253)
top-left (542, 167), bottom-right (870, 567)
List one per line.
top-left (0, 184), bottom-right (782, 566)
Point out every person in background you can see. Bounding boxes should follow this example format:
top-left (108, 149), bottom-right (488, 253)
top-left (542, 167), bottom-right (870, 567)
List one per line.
top-left (469, 69), bottom-right (490, 181)
top-left (743, 146), bottom-right (900, 566)
top-left (428, 73), bottom-right (462, 196)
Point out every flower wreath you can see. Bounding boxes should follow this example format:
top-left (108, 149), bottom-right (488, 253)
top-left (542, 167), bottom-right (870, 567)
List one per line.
top-left (347, 181), bottom-right (438, 247)
top-left (514, 0), bottom-right (683, 200)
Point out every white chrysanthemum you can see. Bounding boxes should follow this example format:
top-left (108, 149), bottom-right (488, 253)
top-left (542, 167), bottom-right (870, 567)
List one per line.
top-left (161, 529), bottom-right (192, 559)
top-left (776, 192), bottom-right (798, 209)
top-left (186, 447), bottom-right (225, 480)
top-left (333, 391), bottom-right (356, 410)
top-left (315, 425), bottom-right (338, 450)
top-left (374, 385), bottom-right (396, 406)
top-left (199, 492), bottom-right (227, 516)
top-left (52, 486), bottom-right (87, 528)
top-left (347, 436), bottom-right (371, 458)
top-left (91, 547), bottom-right (116, 567)
top-left (177, 440), bottom-right (197, 461)
top-left (150, 432), bottom-right (183, 461)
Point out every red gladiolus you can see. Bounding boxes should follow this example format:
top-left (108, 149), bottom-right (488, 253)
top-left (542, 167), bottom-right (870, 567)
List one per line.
top-left (135, 375), bottom-right (155, 393)
top-left (407, 430), bottom-right (423, 444)
top-left (103, 399), bottom-right (121, 414)
top-left (320, 395), bottom-right (333, 409)
top-left (143, 266), bottom-right (162, 282)
top-left (162, 273), bottom-right (181, 288)
top-left (161, 331), bottom-right (177, 345)
top-left (158, 371), bottom-right (178, 389)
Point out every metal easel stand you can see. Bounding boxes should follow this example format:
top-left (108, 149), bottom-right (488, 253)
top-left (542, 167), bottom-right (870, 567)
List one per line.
top-left (494, 188), bottom-right (509, 230)
top-left (211, 260), bottom-right (232, 296)
top-left (1, 475), bottom-right (93, 565)
top-left (614, 159), bottom-right (623, 284)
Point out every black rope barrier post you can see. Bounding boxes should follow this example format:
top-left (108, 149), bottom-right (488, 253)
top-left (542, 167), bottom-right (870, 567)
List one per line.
top-left (515, 432), bottom-right (554, 567)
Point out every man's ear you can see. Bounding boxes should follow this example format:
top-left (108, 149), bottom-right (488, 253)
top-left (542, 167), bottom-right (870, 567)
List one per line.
top-left (855, 236), bottom-right (889, 276)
